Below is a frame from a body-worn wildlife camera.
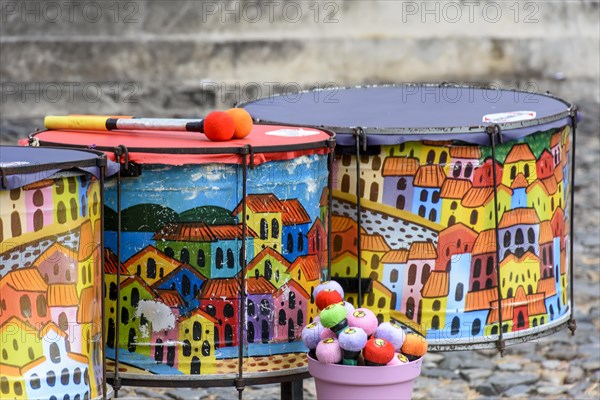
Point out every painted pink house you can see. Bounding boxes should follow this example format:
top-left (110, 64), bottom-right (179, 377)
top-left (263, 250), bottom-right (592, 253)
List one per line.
top-left (401, 242), bottom-right (437, 322)
top-left (34, 243), bottom-right (78, 285)
top-left (151, 289), bottom-right (184, 367)
top-left (273, 279), bottom-right (310, 343)
top-left (48, 284), bottom-right (79, 343)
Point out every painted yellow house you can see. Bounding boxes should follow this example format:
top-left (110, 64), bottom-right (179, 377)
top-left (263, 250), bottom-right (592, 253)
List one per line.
top-left (361, 280), bottom-right (394, 324)
top-left (499, 252), bottom-right (541, 299)
top-left (124, 245), bottom-right (181, 287)
top-left (233, 194), bottom-right (283, 254)
top-left (360, 234), bottom-right (391, 283)
top-left (53, 176), bottom-right (81, 225)
top-left (388, 140), bottom-right (452, 172)
top-left (286, 255), bottom-right (321, 318)
top-left (331, 250), bottom-right (368, 279)
top-left (177, 308), bottom-right (217, 375)
top-left (86, 177), bottom-right (102, 236)
top-left (1, 187), bottom-right (26, 241)
top-left (502, 143), bottom-right (538, 187)
top-left (439, 178), bottom-right (473, 227)
top-left (243, 247), bottom-right (291, 289)
top-left (420, 271), bottom-right (449, 330)
top-left (336, 153), bottom-right (385, 203)
top-left (0, 317), bottom-right (43, 367)
top-left (0, 358), bottom-right (45, 399)
top-left (460, 185), bottom-right (512, 232)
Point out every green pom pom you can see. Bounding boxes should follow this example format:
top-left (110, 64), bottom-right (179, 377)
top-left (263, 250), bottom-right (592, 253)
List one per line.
top-left (320, 303), bottom-right (347, 329)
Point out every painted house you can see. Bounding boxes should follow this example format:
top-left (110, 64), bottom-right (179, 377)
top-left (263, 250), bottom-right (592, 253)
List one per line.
top-left (124, 245), bottom-right (181, 286)
top-left (472, 157), bottom-right (503, 188)
top-left (33, 243), bottom-right (78, 285)
top-left (273, 279), bottom-right (310, 343)
top-left (536, 149), bottom-right (555, 180)
top-left (439, 178), bottom-right (472, 227)
top-left (330, 215), bottom-right (364, 259)
top-left (550, 131), bottom-right (563, 167)
top-left (525, 180), bottom-right (550, 221)
top-left (151, 290), bottom-right (184, 368)
top-left (0, 359), bottom-right (35, 399)
top-left (435, 223), bottom-right (477, 272)
top-left (153, 263), bottom-right (208, 315)
top-left (487, 286), bottom-right (546, 334)
top-left (401, 242), bottom-right (436, 321)
top-left (53, 176), bottom-right (81, 225)
top-left (381, 157), bottom-right (419, 211)
top-left (0, 317), bottom-right (44, 368)
top-left (470, 229), bottom-right (498, 291)
top-left (510, 173), bottom-right (529, 209)
top-left (331, 250), bottom-right (369, 307)
top-left (499, 252), bottom-right (541, 299)
top-left (537, 277), bottom-right (560, 322)
top-left (0, 268), bottom-right (49, 327)
top-left (460, 185), bottom-right (512, 232)
top-left (498, 208), bottom-right (541, 259)
top-left (392, 140), bottom-right (451, 169)
top-left (445, 251), bottom-right (471, 322)
top-left (199, 278), bottom-right (240, 347)
top-left (47, 284), bottom-right (80, 348)
top-left (412, 165), bottom-right (446, 223)
top-left (77, 220), bottom-right (98, 294)
top-left (2, 186), bottom-right (26, 240)
top-left (286, 254), bottom-right (321, 319)
top-left (232, 194), bottom-right (285, 255)
top-left (177, 308), bottom-right (217, 375)
top-left (245, 277), bottom-right (277, 344)
top-left (153, 223), bottom-right (256, 279)
top-left (362, 280), bottom-right (394, 324)
top-left (502, 143), bottom-right (538, 187)
top-left (448, 145), bottom-right (482, 182)
top-left (539, 221), bottom-right (555, 279)
top-left (244, 247), bottom-right (291, 289)
top-left (280, 199), bottom-right (312, 262)
top-left (23, 179), bottom-right (54, 234)
top-left (463, 287), bottom-right (497, 338)
top-left (86, 177), bottom-right (102, 237)
top-left (307, 218), bottom-right (327, 268)
top-left (380, 249), bottom-right (410, 310)
top-left (360, 233), bottom-right (391, 282)
top-left (336, 153), bottom-right (384, 203)
top-left (420, 271), bottom-right (448, 331)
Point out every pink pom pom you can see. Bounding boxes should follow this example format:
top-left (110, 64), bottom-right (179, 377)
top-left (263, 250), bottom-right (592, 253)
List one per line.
top-left (347, 308), bottom-right (378, 337)
top-left (315, 338), bottom-right (342, 364)
top-left (387, 352), bottom-right (410, 366)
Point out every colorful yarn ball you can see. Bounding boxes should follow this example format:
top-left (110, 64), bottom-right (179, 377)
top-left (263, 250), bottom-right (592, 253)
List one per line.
top-left (363, 338), bottom-right (395, 366)
top-left (301, 321), bottom-right (324, 350)
top-left (338, 327), bottom-right (368, 353)
top-left (400, 333), bottom-right (428, 360)
top-left (347, 308), bottom-right (378, 337)
top-left (315, 338), bottom-right (342, 364)
top-left (374, 321), bottom-right (406, 351)
top-left (315, 289), bottom-right (343, 311)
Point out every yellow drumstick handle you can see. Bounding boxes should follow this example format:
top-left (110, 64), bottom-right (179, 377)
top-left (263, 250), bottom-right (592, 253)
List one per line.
top-left (45, 115), bottom-right (112, 131)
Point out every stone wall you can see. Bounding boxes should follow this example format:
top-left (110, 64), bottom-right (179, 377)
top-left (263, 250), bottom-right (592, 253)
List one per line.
top-left (0, 0), bottom-right (598, 120)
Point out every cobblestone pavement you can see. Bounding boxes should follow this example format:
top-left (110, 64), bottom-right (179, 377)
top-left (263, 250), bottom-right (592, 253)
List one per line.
top-left (1, 102), bottom-right (598, 399)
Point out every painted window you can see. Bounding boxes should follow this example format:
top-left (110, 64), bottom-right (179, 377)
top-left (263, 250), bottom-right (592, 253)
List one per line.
top-left (407, 264), bottom-right (417, 285)
top-left (272, 219), bottom-right (279, 239)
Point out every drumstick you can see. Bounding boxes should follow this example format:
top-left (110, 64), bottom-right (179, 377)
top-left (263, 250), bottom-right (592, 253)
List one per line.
top-left (44, 109), bottom-right (253, 141)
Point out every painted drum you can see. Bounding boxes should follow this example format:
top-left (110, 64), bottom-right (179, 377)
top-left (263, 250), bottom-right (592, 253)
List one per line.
top-left (29, 125), bottom-right (334, 387)
top-left (0, 146), bottom-right (111, 399)
top-left (241, 84), bottom-right (578, 351)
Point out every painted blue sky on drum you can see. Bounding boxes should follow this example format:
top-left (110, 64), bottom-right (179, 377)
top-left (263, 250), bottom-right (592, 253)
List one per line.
top-left (103, 154), bottom-right (328, 222)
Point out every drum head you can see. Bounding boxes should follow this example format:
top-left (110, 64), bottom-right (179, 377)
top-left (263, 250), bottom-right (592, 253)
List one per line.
top-left (241, 85), bottom-right (573, 145)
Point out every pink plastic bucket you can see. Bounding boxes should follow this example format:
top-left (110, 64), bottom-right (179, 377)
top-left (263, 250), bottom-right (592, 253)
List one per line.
top-left (307, 355), bottom-right (423, 400)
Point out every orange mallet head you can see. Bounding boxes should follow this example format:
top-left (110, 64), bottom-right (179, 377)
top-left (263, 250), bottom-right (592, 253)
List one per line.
top-left (225, 108), bottom-right (254, 139)
top-left (203, 111), bottom-right (236, 141)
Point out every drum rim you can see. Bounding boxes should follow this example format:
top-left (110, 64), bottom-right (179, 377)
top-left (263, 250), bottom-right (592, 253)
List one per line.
top-left (238, 83), bottom-right (575, 136)
top-left (28, 126), bottom-right (336, 156)
top-left (0, 145), bottom-right (107, 176)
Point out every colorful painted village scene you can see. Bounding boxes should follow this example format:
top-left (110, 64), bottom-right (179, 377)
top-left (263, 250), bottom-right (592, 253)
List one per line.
top-left (0, 174), bottom-right (105, 399)
top-left (101, 154), bottom-right (329, 376)
top-left (331, 126), bottom-right (572, 343)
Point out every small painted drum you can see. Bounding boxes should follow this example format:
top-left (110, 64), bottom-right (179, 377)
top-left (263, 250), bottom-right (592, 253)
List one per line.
top-left (241, 84), bottom-right (578, 351)
top-left (29, 125), bottom-right (334, 386)
top-left (0, 146), bottom-right (110, 399)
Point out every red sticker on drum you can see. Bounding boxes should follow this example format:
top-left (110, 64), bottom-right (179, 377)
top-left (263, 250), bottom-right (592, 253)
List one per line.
top-left (483, 111), bottom-right (536, 123)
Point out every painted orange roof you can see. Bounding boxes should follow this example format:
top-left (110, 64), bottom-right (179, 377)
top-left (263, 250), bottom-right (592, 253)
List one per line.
top-left (498, 208), bottom-right (540, 228)
top-left (371, 280), bottom-right (393, 297)
top-left (76, 286), bottom-right (96, 323)
top-left (274, 279), bottom-right (310, 299)
top-left (381, 250), bottom-right (410, 264)
top-left (487, 299), bottom-right (515, 324)
top-left (408, 242), bottom-right (437, 260)
top-left (1, 268), bottom-right (48, 292)
top-left (440, 179), bottom-right (472, 199)
top-left (281, 199), bottom-right (311, 225)
top-left (550, 132), bottom-right (561, 147)
top-left (553, 164), bottom-right (564, 182)
top-left (0, 316), bottom-right (37, 334)
top-left (246, 276), bottom-right (277, 295)
top-left (0, 356), bottom-right (47, 375)
top-left (382, 157), bottom-right (419, 177)
top-left (245, 247), bottom-right (291, 274)
top-left (536, 277), bottom-right (557, 297)
top-left (156, 289), bottom-right (185, 308)
top-left (288, 255), bottom-right (321, 281)
top-left (525, 180), bottom-right (549, 196)
top-left (233, 193), bottom-right (283, 215)
top-left (439, 222), bottom-right (478, 240)
top-left (421, 271), bottom-right (449, 298)
top-left (461, 187), bottom-right (493, 207)
top-left (505, 143), bottom-right (536, 163)
top-left (542, 176), bottom-right (559, 195)
top-left (48, 284), bottom-right (79, 307)
top-left (413, 165), bottom-right (446, 188)
top-left (449, 145), bottom-right (482, 159)
top-left (332, 216), bottom-right (365, 234)
top-left (539, 221), bottom-right (554, 244)
top-left (78, 220), bottom-right (94, 260)
top-left (179, 307), bottom-right (219, 324)
top-left (472, 230), bottom-right (497, 255)
top-left (465, 288), bottom-right (498, 312)
top-left (33, 243), bottom-right (78, 269)
top-left (332, 250), bottom-right (368, 266)
top-left (153, 223), bottom-right (257, 242)
top-left (511, 173), bottom-right (529, 189)
top-left (67, 352), bottom-right (89, 365)
top-left (361, 234), bottom-right (391, 252)
top-left (500, 251), bottom-right (540, 268)
top-left (39, 321), bottom-right (68, 339)
top-left (104, 248), bottom-right (128, 274)
top-left (199, 278), bottom-right (240, 300)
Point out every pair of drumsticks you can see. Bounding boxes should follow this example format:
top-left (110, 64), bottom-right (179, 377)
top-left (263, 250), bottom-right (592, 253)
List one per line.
top-left (44, 108), bottom-right (254, 142)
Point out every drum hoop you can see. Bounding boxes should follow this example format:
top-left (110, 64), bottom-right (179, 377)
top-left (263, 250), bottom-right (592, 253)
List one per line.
top-left (29, 129), bottom-right (336, 156)
top-left (238, 83), bottom-right (574, 136)
top-left (0, 145), bottom-right (107, 176)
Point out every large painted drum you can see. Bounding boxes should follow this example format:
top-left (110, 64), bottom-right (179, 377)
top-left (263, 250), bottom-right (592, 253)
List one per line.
top-left (29, 125), bottom-right (334, 388)
top-left (241, 84), bottom-right (578, 351)
top-left (0, 146), bottom-right (110, 399)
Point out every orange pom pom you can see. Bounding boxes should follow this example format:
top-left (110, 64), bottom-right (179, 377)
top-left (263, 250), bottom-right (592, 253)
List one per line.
top-left (204, 111), bottom-right (235, 141)
top-left (225, 108), bottom-right (254, 139)
top-left (400, 333), bottom-right (428, 359)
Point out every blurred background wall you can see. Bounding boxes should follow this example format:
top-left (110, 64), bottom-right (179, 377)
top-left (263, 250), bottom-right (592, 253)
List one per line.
top-left (0, 0), bottom-right (598, 141)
